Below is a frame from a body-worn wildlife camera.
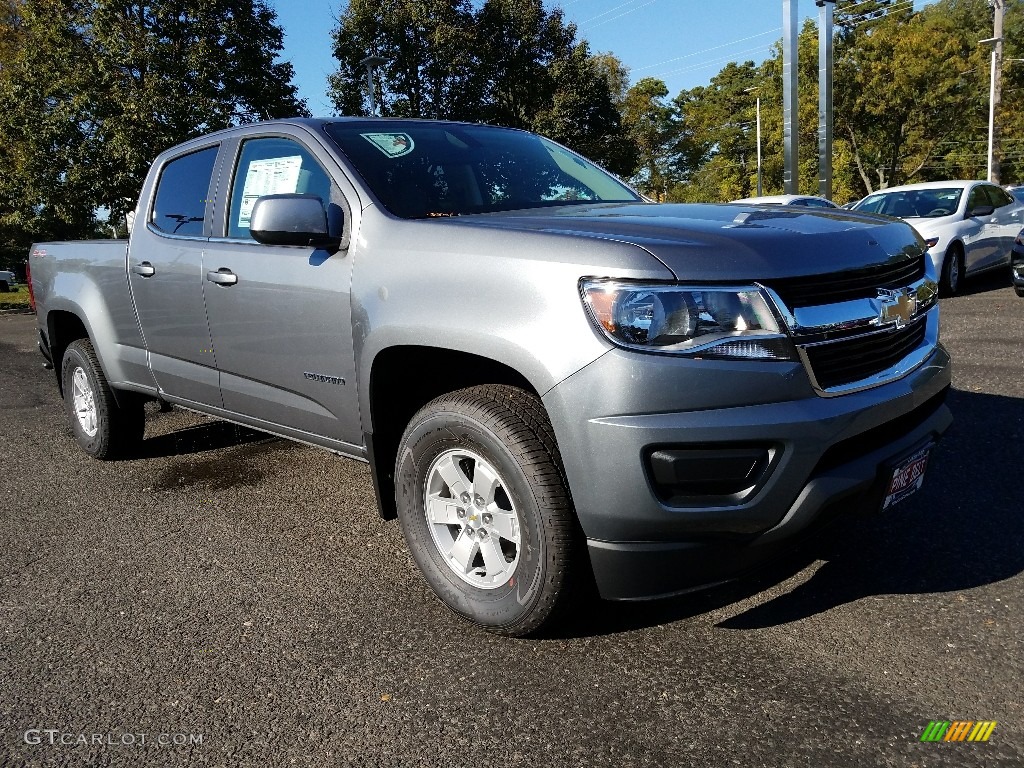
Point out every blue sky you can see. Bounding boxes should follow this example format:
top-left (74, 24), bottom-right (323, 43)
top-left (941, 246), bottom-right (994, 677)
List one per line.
top-left (268, 0), bottom-right (934, 116)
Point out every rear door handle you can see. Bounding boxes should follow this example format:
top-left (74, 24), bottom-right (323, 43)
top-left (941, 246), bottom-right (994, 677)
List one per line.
top-left (207, 268), bottom-right (238, 286)
top-left (132, 262), bottom-right (155, 277)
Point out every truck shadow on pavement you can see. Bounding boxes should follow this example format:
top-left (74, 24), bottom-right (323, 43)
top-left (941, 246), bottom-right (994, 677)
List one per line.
top-left (138, 418), bottom-right (272, 459)
top-left (560, 387), bottom-right (1024, 638)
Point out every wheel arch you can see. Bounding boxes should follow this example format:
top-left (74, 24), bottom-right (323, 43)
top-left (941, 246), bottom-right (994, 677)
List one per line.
top-left (46, 309), bottom-right (90, 397)
top-left (365, 345), bottom-right (541, 520)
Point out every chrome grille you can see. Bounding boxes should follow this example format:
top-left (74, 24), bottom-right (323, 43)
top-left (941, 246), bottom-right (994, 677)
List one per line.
top-left (800, 318), bottom-right (928, 391)
top-left (765, 254), bottom-right (926, 308)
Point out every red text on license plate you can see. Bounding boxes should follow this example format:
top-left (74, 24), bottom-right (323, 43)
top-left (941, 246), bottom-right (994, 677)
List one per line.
top-left (882, 448), bottom-right (931, 509)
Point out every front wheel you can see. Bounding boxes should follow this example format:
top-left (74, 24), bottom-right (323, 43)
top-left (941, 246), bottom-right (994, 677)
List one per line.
top-left (61, 339), bottom-right (144, 459)
top-left (940, 244), bottom-right (964, 296)
top-left (395, 385), bottom-right (578, 636)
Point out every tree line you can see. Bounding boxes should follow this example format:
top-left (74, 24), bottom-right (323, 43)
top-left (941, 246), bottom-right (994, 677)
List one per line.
top-left (1, 0), bottom-right (1021, 262)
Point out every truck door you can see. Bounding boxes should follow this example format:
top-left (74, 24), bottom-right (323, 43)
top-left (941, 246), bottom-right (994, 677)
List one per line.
top-left (201, 133), bottom-right (361, 447)
top-left (127, 144), bottom-right (222, 407)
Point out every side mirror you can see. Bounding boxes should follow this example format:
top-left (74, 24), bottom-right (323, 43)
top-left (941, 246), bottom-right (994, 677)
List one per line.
top-left (250, 194), bottom-right (342, 251)
top-left (967, 204), bottom-right (995, 218)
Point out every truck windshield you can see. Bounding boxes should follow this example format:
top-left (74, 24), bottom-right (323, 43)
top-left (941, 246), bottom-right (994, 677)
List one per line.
top-left (324, 121), bottom-right (640, 219)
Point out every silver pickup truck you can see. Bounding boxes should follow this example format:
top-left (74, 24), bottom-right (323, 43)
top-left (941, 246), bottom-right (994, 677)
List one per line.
top-left (29, 118), bottom-right (952, 636)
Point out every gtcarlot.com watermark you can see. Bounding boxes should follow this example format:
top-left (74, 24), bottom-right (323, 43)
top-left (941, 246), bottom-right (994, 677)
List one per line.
top-left (24, 729), bottom-right (203, 747)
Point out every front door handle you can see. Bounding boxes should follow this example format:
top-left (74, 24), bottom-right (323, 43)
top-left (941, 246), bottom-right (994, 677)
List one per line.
top-left (207, 268), bottom-right (238, 286)
top-left (132, 261), bottom-right (155, 277)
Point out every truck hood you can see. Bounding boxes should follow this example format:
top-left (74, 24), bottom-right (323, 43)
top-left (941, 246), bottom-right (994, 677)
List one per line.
top-left (444, 202), bottom-right (924, 281)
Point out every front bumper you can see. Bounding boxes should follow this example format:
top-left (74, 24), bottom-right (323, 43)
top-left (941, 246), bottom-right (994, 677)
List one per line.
top-left (1012, 248), bottom-right (1024, 288)
top-left (542, 341), bottom-right (952, 600)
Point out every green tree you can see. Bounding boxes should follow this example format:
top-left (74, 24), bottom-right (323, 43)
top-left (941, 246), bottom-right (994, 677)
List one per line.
top-left (620, 77), bottom-right (682, 198)
top-left (328, 0), bottom-right (476, 118)
top-left (329, 0), bottom-right (633, 173)
top-left (0, 0), bottom-right (306, 247)
top-left (533, 42), bottom-right (636, 176)
top-left (835, 2), bottom-right (988, 192)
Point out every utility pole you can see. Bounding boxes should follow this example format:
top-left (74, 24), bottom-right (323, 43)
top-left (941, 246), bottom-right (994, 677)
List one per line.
top-left (783, 0), bottom-right (799, 194)
top-left (988, 0), bottom-right (1005, 184)
top-left (817, 0), bottom-right (836, 201)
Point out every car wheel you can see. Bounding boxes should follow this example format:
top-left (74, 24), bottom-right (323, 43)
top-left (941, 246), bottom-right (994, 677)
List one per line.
top-left (0, 280), bottom-right (9, 293)
top-left (395, 384), bottom-right (578, 637)
top-left (940, 243), bottom-right (964, 296)
top-left (61, 338), bottom-right (144, 459)
top-left (1015, 285), bottom-right (1024, 298)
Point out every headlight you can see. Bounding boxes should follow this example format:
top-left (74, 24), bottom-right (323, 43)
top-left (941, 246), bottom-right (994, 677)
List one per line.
top-left (580, 280), bottom-right (796, 360)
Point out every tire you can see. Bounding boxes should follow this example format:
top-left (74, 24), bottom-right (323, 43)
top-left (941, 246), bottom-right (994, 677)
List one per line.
top-left (940, 243), bottom-right (964, 296)
top-left (0, 280), bottom-right (9, 293)
top-left (61, 338), bottom-right (144, 459)
top-left (1015, 285), bottom-right (1024, 298)
top-left (394, 385), bottom-right (578, 637)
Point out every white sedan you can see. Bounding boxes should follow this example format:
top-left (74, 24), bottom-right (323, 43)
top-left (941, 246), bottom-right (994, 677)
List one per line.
top-left (731, 194), bottom-right (838, 208)
top-left (851, 180), bottom-right (1024, 295)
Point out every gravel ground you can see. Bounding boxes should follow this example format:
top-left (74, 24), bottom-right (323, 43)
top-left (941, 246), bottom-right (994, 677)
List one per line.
top-left (1, 271), bottom-right (1021, 767)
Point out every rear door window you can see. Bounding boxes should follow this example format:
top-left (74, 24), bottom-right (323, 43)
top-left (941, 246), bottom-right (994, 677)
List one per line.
top-left (150, 146), bottom-right (219, 237)
top-left (984, 185), bottom-right (1014, 209)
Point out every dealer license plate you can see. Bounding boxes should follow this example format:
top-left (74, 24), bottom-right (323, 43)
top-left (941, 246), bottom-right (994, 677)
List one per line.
top-left (881, 445), bottom-right (931, 510)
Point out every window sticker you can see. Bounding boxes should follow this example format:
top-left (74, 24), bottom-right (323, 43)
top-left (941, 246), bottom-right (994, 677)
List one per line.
top-left (237, 155), bottom-right (303, 228)
top-left (360, 132), bottom-right (415, 158)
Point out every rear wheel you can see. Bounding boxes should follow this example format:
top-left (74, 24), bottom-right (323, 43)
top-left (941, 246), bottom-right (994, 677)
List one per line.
top-left (0, 280), bottom-right (9, 293)
top-left (61, 339), bottom-right (144, 459)
top-left (394, 385), bottom-right (578, 636)
top-left (940, 243), bottom-right (964, 296)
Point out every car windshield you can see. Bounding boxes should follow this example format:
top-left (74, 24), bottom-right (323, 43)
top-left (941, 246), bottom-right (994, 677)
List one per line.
top-left (852, 188), bottom-right (963, 218)
top-left (1009, 187), bottom-right (1024, 204)
top-left (323, 121), bottom-right (640, 219)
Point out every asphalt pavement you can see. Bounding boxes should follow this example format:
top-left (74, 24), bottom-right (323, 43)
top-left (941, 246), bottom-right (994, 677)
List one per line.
top-left (1, 271), bottom-right (1022, 767)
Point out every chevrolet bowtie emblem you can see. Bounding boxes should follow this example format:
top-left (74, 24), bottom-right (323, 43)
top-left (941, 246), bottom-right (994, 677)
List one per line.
top-left (877, 288), bottom-right (918, 329)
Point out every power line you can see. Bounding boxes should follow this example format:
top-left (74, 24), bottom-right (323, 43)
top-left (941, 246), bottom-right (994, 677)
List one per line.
top-left (584, 0), bottom-right (661, 30)
top-left (652, 43), bottom-right (778, 79)
top-left (580, 0), bottom-right (647, 25)
top-left (839, 0), bottom-right (894, 15)
top-left (633, 29), bottom-right (782, 73)
top-left (850, 0), bottom-right (915, 26)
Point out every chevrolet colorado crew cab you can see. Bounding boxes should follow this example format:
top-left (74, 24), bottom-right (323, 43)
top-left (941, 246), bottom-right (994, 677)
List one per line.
top-left (29, 118), bottom-right (952, 636)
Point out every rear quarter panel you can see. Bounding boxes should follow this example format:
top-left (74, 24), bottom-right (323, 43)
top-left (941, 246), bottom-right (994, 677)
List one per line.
top-left (30, 241), bottom-right (155, 390)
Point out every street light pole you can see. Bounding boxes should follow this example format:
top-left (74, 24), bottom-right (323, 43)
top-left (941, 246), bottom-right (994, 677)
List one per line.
top-left (782, 0), bottom-right (799, 194)
top-left (756, 95), bottom-right (762, 196)
top-left (746, 86), bottom-right (762, 196)
top-left (817, 0), bottom-right (836, 201)
top-left (988, 45), bottom-right (998, 182)
top-left (359, 55), bottom-right (387, 117)
top-left (981, 0), bottom-right (1004, 183)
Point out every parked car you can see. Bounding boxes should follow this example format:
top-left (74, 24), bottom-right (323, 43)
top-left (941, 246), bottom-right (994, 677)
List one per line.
top-left (28, 118), bottom-right (951, 636)
top-left (851, 181), bottom-right (1024, 295)
top-left (0, 269), bottom-right (18, 292)
top-left (1012, 227), bottom-right (1024, 297)
top-left (731, 194), bottom-right (838, 208)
